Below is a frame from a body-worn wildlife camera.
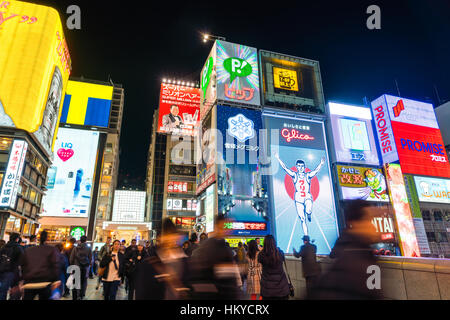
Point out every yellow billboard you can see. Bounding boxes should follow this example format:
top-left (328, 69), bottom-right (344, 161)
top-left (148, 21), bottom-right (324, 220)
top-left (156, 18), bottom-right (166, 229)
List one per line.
top-left (0, 0), bottom-right (71, 155)
top-left (273, 67), bottom-right (299, 92)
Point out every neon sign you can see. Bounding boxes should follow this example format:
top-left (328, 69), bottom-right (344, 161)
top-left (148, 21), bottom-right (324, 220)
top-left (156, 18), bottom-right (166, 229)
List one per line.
top-left (281, 128), bottom-right (314, 143)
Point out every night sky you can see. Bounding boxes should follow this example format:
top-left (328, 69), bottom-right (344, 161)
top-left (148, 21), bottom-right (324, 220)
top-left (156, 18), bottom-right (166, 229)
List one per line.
top-left (37, 0), bottom-right (450, 189)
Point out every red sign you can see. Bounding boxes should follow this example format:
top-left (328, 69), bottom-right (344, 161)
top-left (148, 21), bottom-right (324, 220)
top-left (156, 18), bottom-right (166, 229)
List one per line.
top-left (157, 84), bottom-right (200, 136)
top-left (168, 181), bottom-right (189, 193)
top-left (392, 121), bottom-right (450, 178)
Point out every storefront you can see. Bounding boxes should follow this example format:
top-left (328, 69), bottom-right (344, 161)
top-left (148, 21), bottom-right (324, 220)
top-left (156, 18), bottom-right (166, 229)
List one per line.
top-left (102, 221), bottom-right (152, 244)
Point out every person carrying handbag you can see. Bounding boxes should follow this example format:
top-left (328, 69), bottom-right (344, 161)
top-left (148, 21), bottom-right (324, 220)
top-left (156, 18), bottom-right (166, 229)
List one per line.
top-left (246, 240), bottom-right (262, 300)
top-left (99, 240), bottom-right (124, 300)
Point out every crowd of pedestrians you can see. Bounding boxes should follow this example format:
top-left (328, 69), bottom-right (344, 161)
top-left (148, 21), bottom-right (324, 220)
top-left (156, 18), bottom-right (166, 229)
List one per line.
top-left (0, 200), bottom-right (382, 300)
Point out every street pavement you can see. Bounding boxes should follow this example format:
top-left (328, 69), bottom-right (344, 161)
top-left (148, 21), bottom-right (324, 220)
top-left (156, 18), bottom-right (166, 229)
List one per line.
top-left (61, 277), bottom-right (128, 300)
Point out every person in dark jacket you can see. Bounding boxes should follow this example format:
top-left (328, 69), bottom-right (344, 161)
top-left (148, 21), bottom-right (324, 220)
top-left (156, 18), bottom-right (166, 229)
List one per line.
top-left (308, 200), bottom-right (382, 300)
top-left (55, 243), bottom-right (69, 296)
top-left (0, 232), bottom-right (23, 300)
top-left (20, 231), bottom-right (60, 300)
top-left (258, 235), bottom-right (290, 300)
top-left (125, 240), bottom-right (148, 300)
top-left (100, 240), bottom-right (125, 300)
top-left (184, 233), bottom-right (199, 257)
top-left (293, 235), bottom-right (321, 295)
top-left (70, 236), bottom-right (92, 300)
top-left (189, 216), bottom-right (242, 300)
top-left (62, 237), bottom-right (76, 297)
top-left (24, 235), bottom-right (37, 249)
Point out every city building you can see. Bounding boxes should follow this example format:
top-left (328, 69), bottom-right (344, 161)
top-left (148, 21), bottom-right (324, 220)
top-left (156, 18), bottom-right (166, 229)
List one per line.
top-left (0, 1), bottom-right (71, 241)
top-left (38, 78), bottom-right (124, 242)
top-left (146, 82), bottom-right (199, 237)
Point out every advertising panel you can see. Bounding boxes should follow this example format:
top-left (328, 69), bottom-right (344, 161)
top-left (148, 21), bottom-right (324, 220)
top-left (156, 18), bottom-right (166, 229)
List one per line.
top-left (259, 50), bottom-right (325, 113)
top-left (200, 41), bottom-right (217, 120)
top-left (264, 115), bottom-right (339, 254)
top-left (414, 176), bottom-right (450, 204)
top-left (205, 184), bottom-right (215, 233)
top-left (40, 128), bottom-right (100, 218)
top-left (215, 40), bottom-right (260, 107)
top-left (60, 80), bottom-right (113, 128)
top-left (0, 1), bottom-right (71, 155)
top-left (157, 83), bottom-right (200, 136)
top-left (336, 165), bottom-right (388, 202)
top-left (196, 107), bottom-right (216, 195)
top-left (385, 163), bottom-right (421, 257)
top-left (370, 95), bottom-right (398, 164)
top-left (167, 181), bottom-right (192, 193)
top-left (328, 103), bottom-right (380, 165)
top-left (166, 198), bottom-right (197, 212)
top-left (217, 105), bottom-right (269, 236)
top-left (0, 140), bottom-right (28, 209)
top-left (112, 190), bottom-right (146, 222)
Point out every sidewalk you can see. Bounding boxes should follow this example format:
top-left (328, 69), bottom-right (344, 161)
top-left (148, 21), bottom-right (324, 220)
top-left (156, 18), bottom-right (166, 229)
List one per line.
top-left (61, 277), bottom-right (128, 300)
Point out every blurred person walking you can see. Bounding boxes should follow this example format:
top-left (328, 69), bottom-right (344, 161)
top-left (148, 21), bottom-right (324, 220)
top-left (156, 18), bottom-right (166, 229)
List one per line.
top-left (189, 216), bottom-right (242, 300)
top-left (62, 238), bottom-right (76, 297)
top-left (97, 237), bottom-right (111, 290)
top-left (0, 239), bottom-right (5, 250)
top-left (124, 239), bottom-right (137, 294)
top-left (55, 243), bottom-right (69, 296)
top-left (236, 242), bottom-right (248, 285)
top-left (92, 246), bottom-right (99, 276)
top-left (293, 235), bottom-right (321, 296)
top-left (125, 240), bottom-right (148, 300)
top-left (20, 231), bottom-right (60, 300)
top-left (70, 235), bottom-right (92, 300)
top-left (135, 219), bottom-right (190, 300)
top-left (100, 240), bottom-right (124, 300)
top-left (24, 235), bottom-right (37, 249)
top-left (258, 235), bottom-right (290, 300)
top-left (199, 232), bottom-right (208, 244)
top-left (308, 200), bottom-right (382, 300)
top-left (184, 233), bottom-right (199, 257)
top-left (246, 240), bottom-right (262, 300)
top-left (0, 232), bottom-right (23, 300)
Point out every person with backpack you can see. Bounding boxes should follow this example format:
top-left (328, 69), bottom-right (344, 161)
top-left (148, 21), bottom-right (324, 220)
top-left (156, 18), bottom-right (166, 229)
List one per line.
top-left (20, 230), bottom-right (60, 300)
top-left (125, 240), bottom-right (148, 300)
top-left (69, 235), bottom-right (92, 300)
top-left (0, 232), bottom-right (24, 300)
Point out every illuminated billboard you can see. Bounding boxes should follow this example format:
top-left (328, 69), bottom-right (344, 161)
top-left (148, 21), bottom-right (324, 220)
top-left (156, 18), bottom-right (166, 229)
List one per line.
top-left (0, 1), bottom-right (71, 155)
top-left (217, 105), bottom-right (269, 236)
top-left (200, 41), bottom-right (217, 120)
top-left (264, 115), bottom-right (339, 254)
top-left (259, 50), bottom-right (325, 114)
top-left (215, 40), bottom-right (260, 107)
top-left (0, 140), bottom-right (28, 209)
top-left (414, 176), bottom-right (450, 204)
top-left (385, 163), bottom-right (420, 257)
top-left (60, 80), bottom-right (113, 128)
top-left (371, 95), bottom-right (450, 178)
top-left (336, 165), bottom-right (388, 202)
top-left (40, 128), bottom-right (100, 218)
top-left (196, 107), bottom-right (216, 195)
top-left (205, 184), bottom-right (215, 233)
top-left (112, 190), bottom-right (146, 222)
top-left (328, 102), bottom-right (380, 165)
top-left (157, 83), bottom-right (200, 136)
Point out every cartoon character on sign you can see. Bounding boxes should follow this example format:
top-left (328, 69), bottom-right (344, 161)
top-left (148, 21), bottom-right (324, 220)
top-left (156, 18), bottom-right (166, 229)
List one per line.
top-left (364, 169), bottom-right (387, 200)
top-left (275, 153), bottom-right (325, 236)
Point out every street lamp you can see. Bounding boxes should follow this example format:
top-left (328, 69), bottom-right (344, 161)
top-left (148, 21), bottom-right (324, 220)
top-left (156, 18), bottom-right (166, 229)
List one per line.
top-left (202, 33), bottom-right (226, 43)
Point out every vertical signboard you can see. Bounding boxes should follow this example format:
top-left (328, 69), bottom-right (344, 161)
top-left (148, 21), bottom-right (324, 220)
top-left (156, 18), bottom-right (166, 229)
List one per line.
top-left (205, 184), bottom-right (215, 233)
top-left (328, 103), bottom-right (380, 165)
top-left (0, 1), bottom-right (71, 155)
top-left (370, 95), bottom-right (398, 164)
top-left (215, 40), bottom-right (260, 107)
top-left (196, 107), bottom-right (217, 195)
top-left (200, 41), bottom-right (217, 120)
top-left (384, 163), bottom-right (421, 257)
top-left (0, 140), bottom-right (28, 208)
top-left (264, 115), bottom-right (339, 254)
top-left (40, 128), bottom-right (100, 218)
top-left (217, 105), bottom-right (269, 236)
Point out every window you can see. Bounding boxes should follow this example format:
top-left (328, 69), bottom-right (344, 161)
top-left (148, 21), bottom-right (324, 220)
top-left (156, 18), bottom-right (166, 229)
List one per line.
top-left (433, 211), bottom-right (443, 221)
top-left (30, 171), bottom-right (38, 184)
top-left (437, 232), bottom-right (448, 243)
top-left (29, 189), bottom-right (37, 203)
top-left (422, 210), bottom-right (431, 220)
top-left (426, 232), bottom-right (436, 242)
top-left (5, 217), bottom-right (16, 231)
top-left (16, 198), bottom-right (25, 212)
top-left (24, 165), bottom-right (31, 179)
top-left (0, 137), bottom-right (13, 151)
top-left (101, 190), bottom-right (109, 197)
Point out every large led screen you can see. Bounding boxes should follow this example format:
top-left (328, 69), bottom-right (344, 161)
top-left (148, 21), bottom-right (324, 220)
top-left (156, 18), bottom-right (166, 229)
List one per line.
top-left (157, 83), bottom-right (200, 136)
top-left (112, 190), bottom-right (146, 222)
top-left (0, 1), bottom-right (71, 155)
top-left (264, 115), bottom-right (339, 254)
top-left (217, 105), bottom-right (269, 236)
top-left (216, 40), bottom-right (260, 107)
top-left (41, 128), bottom-right (100, 218)
top-left (328, 102), bottom-right (380, 165)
